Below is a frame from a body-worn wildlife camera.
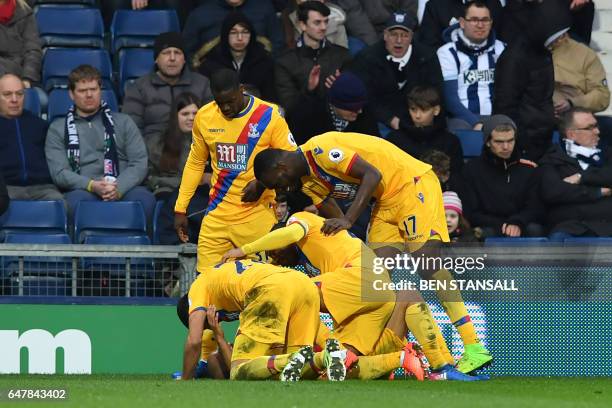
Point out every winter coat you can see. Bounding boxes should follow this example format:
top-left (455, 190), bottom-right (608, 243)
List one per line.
top-left (347, 41), bottom-right (442, 126)
top-left (459, 146), bottom-right (544, 233)
top-left (46, 111), bottom-right (148, 195)
top-left (0, 111), bottom-right (52, 186)
top-left (145, 131), bottom-right (191, 196)
top-left (538, 144), bottom-right (612, 236)
top-left (122, 68), bottom-right (212, 141)
top-left (418, 0), bottom-right (503, 49)
top-left (0, 4), bottom-right (42, 82)
top-left (275, 40), bottom-right (351, 112)
top-left (197, 11), bottom-right (276, 102)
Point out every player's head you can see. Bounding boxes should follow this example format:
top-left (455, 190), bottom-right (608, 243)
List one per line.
top-left (210, 68), bottom-right (245, 119)
top-left (177, 294), bottom-right (190, 328)
top-left (267, 222), bottom-right (301, 266)
top-left (254, 149), bottom-right (303, 192)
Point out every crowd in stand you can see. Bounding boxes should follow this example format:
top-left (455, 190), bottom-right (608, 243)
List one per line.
top-left (1, 0), bottom-right (611, 242)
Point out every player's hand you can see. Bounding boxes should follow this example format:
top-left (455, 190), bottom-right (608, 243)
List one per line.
top-left (242, 180), bottom-right (265, 202)
top-left (502, 223), bottom-right (521, 237)
top-left (174, 213), bottom-right (189, 243)
top-left (221, 248), bottom-right (245, 263)
top-left (206, 305), bottom-right (225, 340)
top-left (321, 217), bottom-right (352, 236)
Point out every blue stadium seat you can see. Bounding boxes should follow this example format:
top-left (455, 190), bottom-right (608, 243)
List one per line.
top-left (23, 88), bottom-right (42, 117)
top-left (34, 0), bottom-right (98, 7)
top-left (36, 7), bottom-right (104, 50)
top-left (119, 48), bottom-right (154, 97)
top-left (47, 88), bottom-right (118, 122)
top-left (2, 233), bottom-right (72, 276)
top-left (454, 130), bottom-right (484, 158)
top-left (83, 235), bottom-right (150, 246)
top-left (563, 237), bottom-right (612, 246)
top-left (42, 48), bottom-right (113, 92)
top-left (484, 237), bottom-right (549, 246)
top-left (347, 36), bottom-right (366, 57)
top-left (9, 276), bottom-right (71, 296)
top-left (152, 200), bottom-right (164, 245)
top-left (0, 200), bottom-right (67, 240)
top-left (552, 130), bottom-right (560, 144)
top-left (110, 10), bottom-right (180, 54)
top-left (4, 232), bottom-right (71, 244)
top-left (74, 201), bottom-right (147, 243)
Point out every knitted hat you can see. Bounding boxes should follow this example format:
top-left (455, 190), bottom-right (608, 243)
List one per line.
top-left (328, 72), bottom-right (368, 112)
top-left (385, 12), bottom-right (417, 32)
top-left (482, 114), bottom-right (517, 142)
top-left (443, 191), bottom-right (462, 215)
top-left (154, 32), bottom-right (185, 60)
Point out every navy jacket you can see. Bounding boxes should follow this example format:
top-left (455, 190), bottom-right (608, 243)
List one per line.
top-left (0, 111), bottom-right (52, 186)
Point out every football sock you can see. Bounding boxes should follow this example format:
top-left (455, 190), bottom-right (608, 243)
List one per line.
top-left (229, 354), bottom-right (291, 380)
top-left (372, 328), bottom-right (406, 355)
top-left (404, 302), bottom-right (448, 369)
top-left (200, 329), bottom-right (218, 360)
top-left (347, 352), bottom-right (402, 380)
top-left (432, 269), bottom-right (479, 345)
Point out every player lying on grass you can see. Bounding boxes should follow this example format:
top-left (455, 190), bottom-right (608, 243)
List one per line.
top-left (222, 211), bottom-right (483, 381)
top-left (251, 132), bottom-right (492, 374)
top-left (177, 259), bottom-right (345, 381)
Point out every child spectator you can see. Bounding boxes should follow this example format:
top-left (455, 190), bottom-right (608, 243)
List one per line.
top-left (443, 191), bottom-right (480, 243)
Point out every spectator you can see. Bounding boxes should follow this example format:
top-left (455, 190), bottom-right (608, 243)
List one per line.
top-left (100, 0), bottom-right (196, 30)
top-left (183, 0), bottom-right (284, 59)
top-left (421, 149), bottom-right (453, 191)
top-left (151, 92), bottom-right (211, 245)
top-left (549, 30), bottom-right (610, 116)
top-left (418, 0), bottom-right (503, 49)
top-left (45, 65), bottom-right (155, 222)
top-left (443, 191), bottom-right (480, 243)
top-left (539, 108), bottom-right (612, 239)
top-left (0, 0), bottom-right (41, 88)
top-left (0, 73), bottom-right (63, 200)
top-left (196, 12), bottom-right (276, 102)
top-left (0, 172), bottom-right (8, 216)
top-left (283, 0), bottom-right (348, 49)
top-left (275, 1), bottom-right (351, 113)
top-left (274, 192), bottom-right (290, 223)
top-left (436, 2), bottom-right (505, 130)
top-left (348, 11), bottom-right (442, 130)
top-left (286, 71), bottom-right (379, 144)
top-left (387, 86), bottom-right (463, 176)
top-left (122, 32), bottom-right (212, 142)
top-left (493, 7), bottom-right (571, 161)
top-left (459, 115), bottom-right (545, 238)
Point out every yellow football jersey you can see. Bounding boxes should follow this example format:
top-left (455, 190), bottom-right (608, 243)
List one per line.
top-left (299, 132), bottom-right (431, 206)
top-left (286, 211), bottom-right (363, 273)
top-left (187, 259), bottom-right (295, 316)
top-left (175, 94), bottom-right (297, 222)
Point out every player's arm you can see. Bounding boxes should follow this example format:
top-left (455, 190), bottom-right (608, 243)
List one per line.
top-left (175, 120), bottom-right (209, 242)
top-left (317, 195), bottom-right (344, 219)
top-left (206, 306), bottom-right (232, 370)
top-left (221, 223), bottom-right (306, 262)
top-left (321, 156), bottom-right (381, 235)
top-left (182, 309), bottom-right (206, 380)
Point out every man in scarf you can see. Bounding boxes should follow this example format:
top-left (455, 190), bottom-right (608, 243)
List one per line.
top-left (539, 108), bottom-right (612, 240)
top-left (45, 65), bottom-right (155, 224)
top-left (437, 1), bottom-right (505, 131)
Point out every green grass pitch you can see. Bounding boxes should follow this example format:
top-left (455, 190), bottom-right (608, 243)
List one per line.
top-left (1, 376), bottom-right (611, 408)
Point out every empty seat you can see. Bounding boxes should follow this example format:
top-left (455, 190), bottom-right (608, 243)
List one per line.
top-left (484, 237), bottom-right (549, 246)
top-left (23, 88), bottom-right (42, 117)
top-left (47, 88), bottom-right (118, 122)
top-left (42, 48), bottom-right (113, 92)
top-left (454, 130), bottom-right (484, 158)
top-left (0, 201), bottom-right (67, 240)
top-left (74, 201), bottom-right (147, 243)
top-left (36, 7), bottom-right (104, 50)
top-left (152, 200), bottom-right (164, 245)
top-left (110, 9), bottom-right (179, 54)
top-left (119, 48), bottom-right (154, 96)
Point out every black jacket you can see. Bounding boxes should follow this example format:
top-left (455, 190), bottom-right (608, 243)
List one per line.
top-left (538, 144), bottom-right (612, 236)
top-left (493, 3), bottom-right (571, 161)
top-left (347, 41), bottom-right (442, 127)
top-left (286, 93), bottom-right (379, 145)
top-left (460, 146), bottom-right (544, 233)
top-left (386, 118), bottom-right (463, 176)
top-left (418, 0), bottom-right (504, 49)
top-left (197, 11), bottom-right (277, 102)
top-left (0, 111), bottom-right (52, 186)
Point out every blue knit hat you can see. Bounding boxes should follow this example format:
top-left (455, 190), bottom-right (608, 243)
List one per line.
top-left (328, 72), bottom-right (367, 112)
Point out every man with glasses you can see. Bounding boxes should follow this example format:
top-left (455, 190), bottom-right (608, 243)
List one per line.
top-left (348, 11), bottom-right (442, 131)
top-left (0, 73), bottom-right (63, 201)
top-left (437, 1), bottom-right (505, 131)
top-left (540, 108), bottom-right (612, 240)
top-left (459, 114), bottom-right (545, 239)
